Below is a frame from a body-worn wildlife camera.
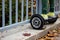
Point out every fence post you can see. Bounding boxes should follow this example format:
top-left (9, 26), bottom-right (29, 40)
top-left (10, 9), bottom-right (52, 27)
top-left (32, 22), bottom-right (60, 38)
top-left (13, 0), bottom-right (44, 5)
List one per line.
top-left (9, 0), bottom-right (12, 24)
top-left (16, 0), bottom-right (18, 23)
top-left (31, 0), bottom-right (33, 15)
top-left (21, 0), bottom-right (24, 21)
top-left (36, 0), bottom-right (38, 14)
top-left (26, 0), bottom-right (28, 20)
top-left (2, 0), bottom-right (5, 27)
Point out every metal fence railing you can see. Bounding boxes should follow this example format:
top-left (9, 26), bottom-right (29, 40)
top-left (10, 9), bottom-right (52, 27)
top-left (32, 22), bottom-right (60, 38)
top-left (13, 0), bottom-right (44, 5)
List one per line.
top-left (54, 0), bottom-right (60, 14)
top-left (0, 0), bottom-right (60, 32)
top-left (0, 0), bottom-right (42, 32)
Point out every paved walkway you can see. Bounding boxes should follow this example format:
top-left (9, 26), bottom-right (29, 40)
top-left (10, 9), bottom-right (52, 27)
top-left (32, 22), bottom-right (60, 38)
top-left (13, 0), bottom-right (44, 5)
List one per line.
top-left (37, 27), bottom-right (60, 40)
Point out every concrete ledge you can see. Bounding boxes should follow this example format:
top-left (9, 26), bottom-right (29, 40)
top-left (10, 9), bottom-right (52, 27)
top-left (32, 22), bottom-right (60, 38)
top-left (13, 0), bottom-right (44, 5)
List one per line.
top-left (0, 18), bottom-right (60, 40)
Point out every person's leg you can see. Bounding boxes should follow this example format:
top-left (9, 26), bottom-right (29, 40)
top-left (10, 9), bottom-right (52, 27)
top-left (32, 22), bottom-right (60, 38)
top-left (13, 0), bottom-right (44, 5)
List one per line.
top-left (42, 0), bottom-right (48, 14)
top-left (41, 0), bottom-right (49, 19)
top-left (47, 0), bottom-right (55, 17)
top-left (49, 0), bottom-right (54, 12)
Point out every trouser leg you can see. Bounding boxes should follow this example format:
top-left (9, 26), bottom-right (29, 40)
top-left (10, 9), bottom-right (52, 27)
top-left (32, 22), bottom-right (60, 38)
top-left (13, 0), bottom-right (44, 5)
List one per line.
top-left (42, 0), bottom-right (49, 14)
top-left (49, 0), bottom-right (54, 12)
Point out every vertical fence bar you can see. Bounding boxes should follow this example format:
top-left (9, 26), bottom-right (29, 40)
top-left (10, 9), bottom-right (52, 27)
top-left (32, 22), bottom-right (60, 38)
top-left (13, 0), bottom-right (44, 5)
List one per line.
top-left (9, 0), bottom-right (12, 24)
top-left (59, 0), bottom-right (60, 11)
top-left (54, 0), bottom-right (56, 13)
top-left (54, 0), bottom-right (55, 13)
top-left (58, 0), bottom-right (59, 11)
top-left (21, 0), bottom-right (24, 21)
top-left (39, 0), bottom-right (42, 14)
top-left (26, 0), bottom-right (28, 20)
top-left (2, 0), bottom-right (5, 27)
top-left (37, 0), bottom-right (39, 14)
top-left (16, 0), bottom-right (18, 23)
top-left (36, 0), bottom-right (38, 14)
top-left (31, 0), bottom-right (33, 15)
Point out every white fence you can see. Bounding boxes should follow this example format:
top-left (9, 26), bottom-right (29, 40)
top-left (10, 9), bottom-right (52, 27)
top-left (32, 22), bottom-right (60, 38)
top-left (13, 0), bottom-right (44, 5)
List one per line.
top-left (0, 0), bottom-right (42, 32)
top-left (0, 0), bottom-right (60, 32)
top-left (54, 0), bottom-right (60, 14)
